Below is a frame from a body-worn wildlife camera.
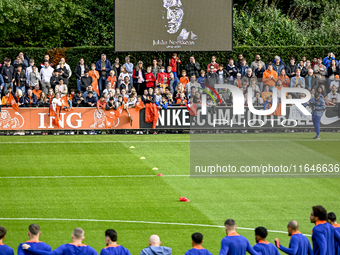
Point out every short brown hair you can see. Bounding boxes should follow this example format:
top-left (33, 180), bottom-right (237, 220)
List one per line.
top-left (73, 228), bottom-right (84, 239)
top-left (29, 224), bottom-right (40, 235)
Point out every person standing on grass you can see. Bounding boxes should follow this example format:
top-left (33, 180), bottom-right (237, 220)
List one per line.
top-left (184, 233), bottom-right (212, 255)
top-left (140, 235), bottom-right (172, 255)
top-left (0, 226), bottom-right (14, 255)
top-left (310, 205), bottom-right (340, 255)
top-left (22, 228), bottom-right (98, 255)
top-left (307, 92), bottom-right (325, 140)
top-left (100, 229), bottom-right (131, 255)
top-left (252, 227), bottom-right (280, 255)
top-left (219, 219), bottom-right (259, 255)
top-left (18, 224), bottom-right (51, 255)
top-left (275, 220), bottom-right (312, 255)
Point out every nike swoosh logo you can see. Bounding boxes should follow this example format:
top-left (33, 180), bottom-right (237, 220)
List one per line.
top-left (320, 109), bottom-right (340, 125)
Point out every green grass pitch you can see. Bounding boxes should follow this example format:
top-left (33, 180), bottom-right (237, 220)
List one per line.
top-left (1, 133), bottom-right (340, 255)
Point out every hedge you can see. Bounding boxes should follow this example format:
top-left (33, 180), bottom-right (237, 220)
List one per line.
top-left (1, 45), bottom-right (340, 88)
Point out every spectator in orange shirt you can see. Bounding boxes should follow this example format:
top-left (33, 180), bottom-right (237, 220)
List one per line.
top-left (89, 63), bottom-right (100, 95)
top-left (32, 84), bottom-right (42, 100)
top-left (263, 64), bottom-right (278, 91)
top-left (278, 69), bottom-right (290, 88)
top-left (107, 70), bottom-right (117, 89)
top-left (180, 70), bottom-right (189, 89)
top-left (261, 85), bottom-right (273, 102)
top-left (176, 92), bottom-right (187, 105)
top-left (1, 91), bottom-right (11, 106)
top-left (234, 73), bottom-right (242, 88)
top-left (96, 95), bottom-right (107, 110)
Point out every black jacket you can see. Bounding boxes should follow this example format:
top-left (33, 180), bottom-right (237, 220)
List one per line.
top-left (14, 70), bottom-right (27, 88)
top-left (50, 75), bottom-right (62, 88)
top-left (75, 63), bottom-right (89, 79)
top-left (56, 67), bottom-right (69, 84)
top-left (286, 64), bottom-right (298, 78)
top-left (205, 72), bottom-right (218, 87)
top-left (304, 75), bottom-right (318, 89)
top-left (72, 94), bottom-right (85, 107)
top-left (112, 64), bottom-right (121, 79)
top-left (1, 65), bottom-right (15, 83)
top-left (81, 76), bottom-right (93, 90)
top-left (327, 66), bottom-right (340, 78)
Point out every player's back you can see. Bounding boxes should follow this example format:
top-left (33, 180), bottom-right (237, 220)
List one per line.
top-left (219, 234), bottom-right (257, 255)
top-left (334, 224), bottom-right (340, 255)
top-left (185, 246), bottom-right (213, 255)
top-left (253, 241), bottom-right (279, 255)
top-left (292, 233), bottom-right (312, 255)
top-left (55, 243), bottom-right (98, 255)
top-left (313, 222), bottom-right (336, 255)
top-left (0, 244), bottom-right (14, 255)
top-left (18, 241), bottom-right (51, 255)
top-left (100, 245), bottom-right (131, 255)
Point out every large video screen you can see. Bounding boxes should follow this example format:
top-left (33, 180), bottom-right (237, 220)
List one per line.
top-left (115, 0), bottom-right (233, 52)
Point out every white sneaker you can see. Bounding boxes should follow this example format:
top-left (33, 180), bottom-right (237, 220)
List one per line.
top-left (21, 131), bottom-right (25, 136)
top-left (30, 132), bottom-right (34, 135)
top-left (57, 132), bottom-right (59, 135)
top-left (70, 131), bottom-right (74, 135)
top-left (83, 131), bottom-right (87, 135)
top-left (54, 132), bottom-right (57, 135)
top-left (90, 131), bottom-right (95, 135)
top-left (13, 132), bottom-right (19, 136)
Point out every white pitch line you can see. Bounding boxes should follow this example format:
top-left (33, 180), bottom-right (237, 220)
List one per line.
top-left (0, 175), bottom-right (190, 179)
top-left (0, 139), bottom-right (339, 144)
top-left (0, 217), bottom-right (311, 236)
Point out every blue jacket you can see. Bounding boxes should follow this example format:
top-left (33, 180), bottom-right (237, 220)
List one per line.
top-left (83, 90), bottom-right (98, 100)
top-left (0, 74), bottom-right (4, 91)
top-left (238, 65), bottom-right (250, 78)
top-left (309, 95), bottom-right (326, 117)
top-left (323, 56), bottom-right (339, 75)
top-left (0, 244), bottom-right (14, 255)
top-left (267, 60), bottom-right (286, 75)
top-left (26, 243), bottom-right (98, 255)
top-left (277, 232), bottom-right (313, 255)
top-left (96, 59), bottom-right (112, 77)
top-left (24, 94), bottom-right (37, 106)
top-left (312, 221), bottom-right (340, 255)
top-left (169, 77), bottom-right (179, 94)
top-left (253, 242), bottom-right (280, 255)
top-left (140, 246), bottom-right (172, 255)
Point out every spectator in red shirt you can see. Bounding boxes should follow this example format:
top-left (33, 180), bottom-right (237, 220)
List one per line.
top-left (96, 95), bottom-right (107, 110)
top-left (157, 66), bottom-right (169, 86)
top-left (169, 53), bottom-right (181, 78)
top-left (207, 56), bottom-right (219, 73)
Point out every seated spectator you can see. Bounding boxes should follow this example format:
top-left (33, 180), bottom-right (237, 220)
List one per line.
top-left (234, 73), bottom-right (242, 88)
top-left (317, 86), bottom-right (327, 98)
top-left (144, 88), bottom-right (155, 104)
top-left (103, 82), bottom-right (115, 95)
top-left (330, 75), bottom-right (340, 89)
top-left (250, 55), bottom-right (266, 72)
top-left (263, 95), bottom-right (273, 110)
top-left (121, 89), bottom-right (129, 103)
top-left (252, 91), bottom-right (263, 106)
top-left (24, 88), bottom-right (37, 107)
top-left (120, 76), bottom-right (132, 93)
top-left (176, 93), bottom-right (187, 106)
top-left (14, 89), bottom-right (25, 107)
top-left (81, 70), bottom-right (93, 91)
top-left (32, 85), bottom-right (42, 100)
top-left (15, 64), bottom-right (27, 93)
top-left (328, 85), bottom-right (340, 102)
top-left (226, 59), bottom-right (238, 82)
top-left (263, 64), bottom-right (277, 91)
top-left (56, 61), bottom-right (69, 85)
top-left (154, 88), bottom-right (162, 103)
top-left (72, 90), bottom-right (85, 107)
top-left (50, 69), bottom-right (61, 90)
top-left (156, 95), bottom-right (169, 110)
top-left (290, 69), bottom-right (305, 88)
top-left (140, 235), bottom-right (171, 255)
top-left (219, 87), bottom-right (230, 105)
top-left (37, 92), bottom-right (49, 107)
top-left (86, 91), bottom-right (97, 107)
top-left (106, 97), bottom-right (116, 110)
top-left (174, 83), bottom-right (185, 101)
top-left (305, 68), bottom-right (318, 91)
top-left (159, 77), bottom-right (168, 91)
top-left (297, 60), bottom-right (308, 77)
top-left (113, 88), bottom-right (121, 102)
top-left (261, 85), bottom-right (272, 102)
top-left (324, 95), bottom-right (329, 106)
top-left (89, 63), bottom-right (100, 95)
top-left (69, 88), bottom-right (76, 101)
top-left (107, 70), bottom-right (117, 89)
top-left (83, 85), bottom-right (98, 100)
top-left (277, 69), bottom-right (290, 88)
top-left (238, 58), bottom-right (250, 78)
top-left (1, 90), bottom-right (12, 106)
top-left (96, 95), bottom-right (107, 110)
top-left (193, 91), bottom-right (202, 105)
top-left (329, 97), bottom-right (338, 106)
top-left (55, 79), bottom-right (68, 94)
top-left (250, 81), bottom-right (260, 98)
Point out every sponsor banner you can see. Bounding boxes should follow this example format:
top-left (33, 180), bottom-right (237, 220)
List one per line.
top-left (140, 106), bottom-right (340, 129)
top-left (0, 108), bottom-right (139, 130)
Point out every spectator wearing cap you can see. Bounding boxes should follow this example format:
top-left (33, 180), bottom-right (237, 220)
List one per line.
top-left (85, 91), bottom-right (97, 107)
top-left (250, 54), bottom-right (266, 72)
top-left (305, 68), bottom-right (318, 91)
top-left (207, 56), bottom-right (219, 73)
top-left (286, 57), bottom-right (298, 78)
top-left (1, 58), bottom-right (15, 95)
top-left (75, 58), bottom-right (89, 92)
top-left (81, 70), bottom-right (93, 91)
top-left (270, 55), bottom-right (286, 75)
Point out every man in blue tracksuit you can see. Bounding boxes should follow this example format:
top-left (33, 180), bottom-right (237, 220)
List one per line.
top-left (308, 92), bottom-right (325, 139)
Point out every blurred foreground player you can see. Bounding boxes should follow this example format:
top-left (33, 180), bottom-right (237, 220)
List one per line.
top-left (327, 212), bottom-right (340, 255)
top-left (184, 233), bottom-right (212, 255)
top-left (275, 220), bottom-right (312, 255)
top-left (0, 227), bottom-right (14, 255)
top-left (18, 224), bottom-right (51, 255)
top-left (22, 228), bottom-right (98, 255)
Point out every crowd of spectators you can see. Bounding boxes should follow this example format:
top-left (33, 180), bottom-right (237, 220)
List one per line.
top-left (1, 52), bottom-right (340, 111)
